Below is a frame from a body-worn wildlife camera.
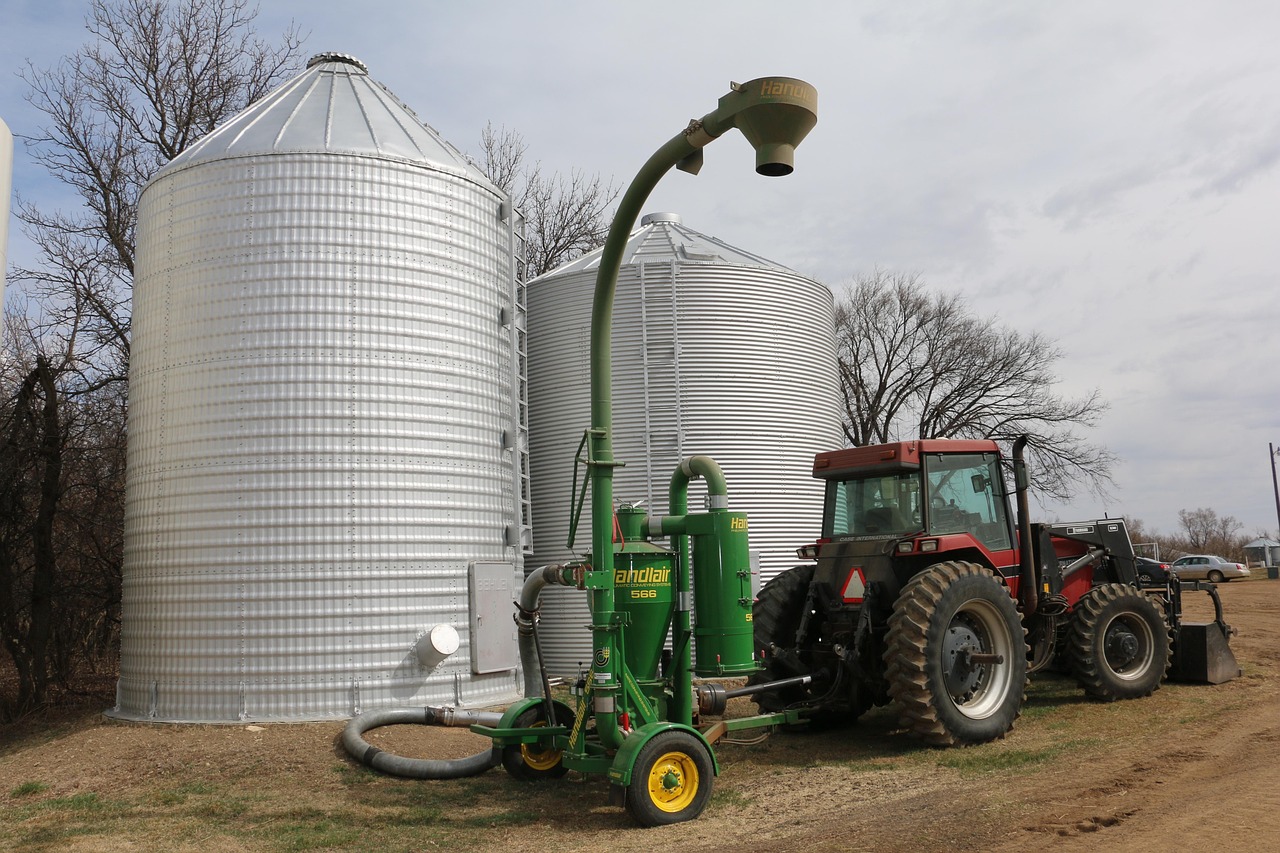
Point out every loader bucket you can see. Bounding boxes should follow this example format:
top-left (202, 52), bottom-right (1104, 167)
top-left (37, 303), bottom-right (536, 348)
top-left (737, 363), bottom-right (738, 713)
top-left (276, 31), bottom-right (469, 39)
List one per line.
top-left (1168, 584), bottom-right (1241, 684)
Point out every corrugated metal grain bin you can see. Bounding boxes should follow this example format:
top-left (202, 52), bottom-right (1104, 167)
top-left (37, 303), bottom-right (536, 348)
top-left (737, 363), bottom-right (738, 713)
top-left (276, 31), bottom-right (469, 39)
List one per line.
top-left (525, 213), bottom-right (841, 677)
top-left (114, 54), bottom-right (530, 722)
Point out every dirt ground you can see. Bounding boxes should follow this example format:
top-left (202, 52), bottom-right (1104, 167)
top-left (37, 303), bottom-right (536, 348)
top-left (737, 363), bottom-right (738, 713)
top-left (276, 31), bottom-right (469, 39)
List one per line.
top-left (2, 579), bottom-right (1278, 852)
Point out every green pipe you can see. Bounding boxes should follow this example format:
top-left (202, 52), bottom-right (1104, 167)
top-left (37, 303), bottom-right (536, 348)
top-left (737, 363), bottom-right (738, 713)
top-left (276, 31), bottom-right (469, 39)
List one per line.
top-left (585, 78), bottom-right (817, 743)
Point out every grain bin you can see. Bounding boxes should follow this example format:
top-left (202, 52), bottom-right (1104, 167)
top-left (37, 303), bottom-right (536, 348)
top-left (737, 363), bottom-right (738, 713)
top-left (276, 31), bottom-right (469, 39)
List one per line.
top-left (114, 54), bottom-right (530, 722)
top-left (525, 212), bottom-right (841, 677)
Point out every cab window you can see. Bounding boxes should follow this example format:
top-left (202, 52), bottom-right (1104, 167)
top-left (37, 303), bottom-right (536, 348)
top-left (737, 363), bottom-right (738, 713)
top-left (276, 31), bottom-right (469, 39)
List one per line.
top-left (923, 453), bottom-right (1011, 550)
top-left (824, 471), bottom-right (921, 538)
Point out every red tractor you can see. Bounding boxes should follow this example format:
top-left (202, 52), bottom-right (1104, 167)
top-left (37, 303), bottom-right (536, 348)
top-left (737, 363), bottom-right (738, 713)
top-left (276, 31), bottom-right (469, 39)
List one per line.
top-left (750, 436), bottom-right (1239, 745)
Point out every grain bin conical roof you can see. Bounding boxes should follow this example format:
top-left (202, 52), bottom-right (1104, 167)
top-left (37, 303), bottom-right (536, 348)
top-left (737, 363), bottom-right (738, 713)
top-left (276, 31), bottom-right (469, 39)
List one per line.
top-left (162, 52), bottom-right (494, 189)
top-left (537, 211), bottom-right (797, 277)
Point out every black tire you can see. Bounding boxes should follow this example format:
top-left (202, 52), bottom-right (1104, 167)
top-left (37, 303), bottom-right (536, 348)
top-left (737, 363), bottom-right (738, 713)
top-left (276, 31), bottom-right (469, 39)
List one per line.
top-left (884, 561), bottom-right (1028, 746)
top-left (1068, 584), bottom-right (1171, 702)
top-left (1137, 572), bottom-right (1154, 586)
top-left (501, 699), bottom-right (574, 781)
top-left (1207, 570), bottom-right (1225, 584)
top-left (747, 564), bottom-right (816, 713)
top-left (625, 730), bottom-right (714, 827)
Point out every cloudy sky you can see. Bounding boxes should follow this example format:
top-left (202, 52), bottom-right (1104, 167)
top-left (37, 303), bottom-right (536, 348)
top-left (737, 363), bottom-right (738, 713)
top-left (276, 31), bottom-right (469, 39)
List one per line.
top-left (2, 0), bottom-right (1278, 540)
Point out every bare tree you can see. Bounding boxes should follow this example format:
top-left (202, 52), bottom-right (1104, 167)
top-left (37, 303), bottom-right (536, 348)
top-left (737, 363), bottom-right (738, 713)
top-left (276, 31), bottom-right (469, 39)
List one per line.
top-left (1177, 508), bottom-right (1245, 556)
top-left (836, 270), bottom-right (1114, 502)
top-left (477, 123), bottom-right (618, 278)
top-left (13, 0), bottom-right (304, 385)
top-left (0, 326), bottom-right (128, 719)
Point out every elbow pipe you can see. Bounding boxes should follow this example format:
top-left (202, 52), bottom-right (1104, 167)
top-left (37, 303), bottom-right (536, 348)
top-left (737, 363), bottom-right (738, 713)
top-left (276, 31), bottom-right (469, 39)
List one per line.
top-left (1012, 436), bottom-right (1038, 615)
top-left (516, 564), bottom-right (576, 697)
top-left (670, 455), bottom-right (730, 511)
top-left (342, 706), bottom-right (503, 779)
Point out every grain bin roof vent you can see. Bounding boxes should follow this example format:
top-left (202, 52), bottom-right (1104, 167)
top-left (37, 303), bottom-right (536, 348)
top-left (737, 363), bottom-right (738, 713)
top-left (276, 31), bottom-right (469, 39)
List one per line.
top-left (306, 52), bottom-right (368, 72)
top-left (157, 52), bottom-right (495, 191)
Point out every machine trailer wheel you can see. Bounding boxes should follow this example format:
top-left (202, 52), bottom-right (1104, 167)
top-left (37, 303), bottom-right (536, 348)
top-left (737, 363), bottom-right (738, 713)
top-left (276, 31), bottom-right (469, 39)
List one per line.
top-left (624, 731), bottom-right (713, 827)
top-left (746, 564), bottom-right (818, 713)
top-left (1068, 584), bottom-right (1171, 702)
top-left (501, 699), bottom-right (573, 781)
top-left (883, 561), bottom-right (1028, 746)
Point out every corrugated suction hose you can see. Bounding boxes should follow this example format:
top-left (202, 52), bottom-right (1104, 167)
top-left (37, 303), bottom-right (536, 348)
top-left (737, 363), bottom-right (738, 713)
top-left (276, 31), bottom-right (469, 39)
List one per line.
top-left (342, 706), bottom-right (503, 779)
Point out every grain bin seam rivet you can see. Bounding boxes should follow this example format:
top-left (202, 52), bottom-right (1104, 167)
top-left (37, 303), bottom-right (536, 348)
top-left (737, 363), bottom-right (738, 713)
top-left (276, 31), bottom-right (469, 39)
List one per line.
top-left (415, 624), bottom-right (460, 670)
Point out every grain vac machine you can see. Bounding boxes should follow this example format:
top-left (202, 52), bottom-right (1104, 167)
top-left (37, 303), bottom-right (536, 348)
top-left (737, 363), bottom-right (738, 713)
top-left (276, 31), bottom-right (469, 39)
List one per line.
top-left (344, 76), bottom-right (820, 826)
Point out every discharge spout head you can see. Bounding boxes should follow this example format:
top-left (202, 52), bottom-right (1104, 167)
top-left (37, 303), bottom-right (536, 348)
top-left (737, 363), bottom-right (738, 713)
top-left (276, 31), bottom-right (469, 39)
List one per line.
top-left (719, 77), bottom-right (818, 176)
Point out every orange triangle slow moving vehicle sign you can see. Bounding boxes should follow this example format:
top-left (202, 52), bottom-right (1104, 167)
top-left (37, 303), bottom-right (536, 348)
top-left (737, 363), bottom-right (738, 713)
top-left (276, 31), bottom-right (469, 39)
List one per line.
top-left (841, 567), bottom-right (867, 604)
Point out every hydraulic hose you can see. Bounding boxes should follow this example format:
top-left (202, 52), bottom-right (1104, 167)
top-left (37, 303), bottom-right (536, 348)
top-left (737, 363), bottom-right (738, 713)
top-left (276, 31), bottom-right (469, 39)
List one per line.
top-left (342, 706), bottom-right (504, 779)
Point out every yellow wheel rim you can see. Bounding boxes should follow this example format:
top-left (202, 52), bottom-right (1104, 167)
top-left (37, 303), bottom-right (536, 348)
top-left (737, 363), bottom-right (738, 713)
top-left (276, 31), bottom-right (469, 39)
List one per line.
top-left (520, 721), bottom-right (563, 772)
top-left (646, 751), bottom-right (700, 813)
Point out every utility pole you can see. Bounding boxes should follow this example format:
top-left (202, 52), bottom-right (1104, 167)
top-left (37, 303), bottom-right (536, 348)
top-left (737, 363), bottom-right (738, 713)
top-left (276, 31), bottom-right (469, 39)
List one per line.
top-left (1271, 442), bottom-right (1280, 538)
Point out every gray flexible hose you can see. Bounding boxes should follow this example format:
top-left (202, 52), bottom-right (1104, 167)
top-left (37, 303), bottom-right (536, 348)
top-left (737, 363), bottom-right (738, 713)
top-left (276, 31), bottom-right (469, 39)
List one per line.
top-left (342, 706), bottom-right (503, 779)
top-left (343, 565), bottom-right (574, 780)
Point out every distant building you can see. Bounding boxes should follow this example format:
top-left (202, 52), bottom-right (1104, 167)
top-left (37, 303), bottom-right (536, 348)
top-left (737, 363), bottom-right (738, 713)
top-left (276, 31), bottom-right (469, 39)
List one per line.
top-left (1243, 538), bottom-right (1280, 567)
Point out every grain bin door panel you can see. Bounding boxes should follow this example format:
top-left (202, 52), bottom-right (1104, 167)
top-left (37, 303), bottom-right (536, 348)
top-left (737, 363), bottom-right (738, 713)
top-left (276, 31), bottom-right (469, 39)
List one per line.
top-left (469, 562), bottom-right (520, 674)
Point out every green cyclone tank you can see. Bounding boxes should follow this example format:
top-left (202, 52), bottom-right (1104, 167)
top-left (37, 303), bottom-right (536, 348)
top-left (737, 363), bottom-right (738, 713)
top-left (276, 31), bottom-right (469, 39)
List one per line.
top-left (612, 506), bottom-right (676, 680)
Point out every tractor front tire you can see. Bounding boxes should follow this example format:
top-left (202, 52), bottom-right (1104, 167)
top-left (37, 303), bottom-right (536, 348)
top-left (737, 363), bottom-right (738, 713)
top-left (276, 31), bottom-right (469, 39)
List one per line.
top-left (624, 730), bottom-right (714, 827)
top-left (1068, 584), bottom-right (1171, 702)
top-left (501, 699), bottom-right (574, 781)
top-left (884, 561), bottom-right (1028, 746)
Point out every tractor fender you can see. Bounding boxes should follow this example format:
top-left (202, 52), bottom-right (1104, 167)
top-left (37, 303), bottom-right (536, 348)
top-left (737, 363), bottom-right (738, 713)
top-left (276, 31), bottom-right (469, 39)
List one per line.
top-left (606, 722), bottom-right (719, 786)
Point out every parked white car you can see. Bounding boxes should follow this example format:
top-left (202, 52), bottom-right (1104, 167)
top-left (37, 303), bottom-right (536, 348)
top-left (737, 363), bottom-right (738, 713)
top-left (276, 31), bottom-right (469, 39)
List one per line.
top-left (1169, 555), bottom-right (1251, 583)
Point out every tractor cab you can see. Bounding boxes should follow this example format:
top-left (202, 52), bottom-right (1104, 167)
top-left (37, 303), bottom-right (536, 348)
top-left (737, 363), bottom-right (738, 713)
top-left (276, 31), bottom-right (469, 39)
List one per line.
top-left (819, 441), bottom-right (1014, 551)
top-left (809, 441), bottom-right (1021, 610)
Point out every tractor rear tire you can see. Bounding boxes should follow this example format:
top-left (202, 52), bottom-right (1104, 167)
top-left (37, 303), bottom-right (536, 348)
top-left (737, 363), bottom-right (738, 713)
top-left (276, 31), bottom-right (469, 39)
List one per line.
top-left (747, 564), bottom-right (817, 714)
top-left (624, 730), bottom-right (714, 827)
top-left (1068, 583), bottom-right (1171, 702)
top-left (501, 699), bottom-right (574, 781)
top-left (884, 561), bottom-right (1028, 746)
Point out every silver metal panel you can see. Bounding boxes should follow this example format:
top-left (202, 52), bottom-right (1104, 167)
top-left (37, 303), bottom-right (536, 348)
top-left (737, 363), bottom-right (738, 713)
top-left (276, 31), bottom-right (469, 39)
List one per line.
top-left (525, 215), bottom-right (842, 677)
top-left (469, 562), bottom-right (519, 674)
top-left (119, 73), bottom-right (525, 720)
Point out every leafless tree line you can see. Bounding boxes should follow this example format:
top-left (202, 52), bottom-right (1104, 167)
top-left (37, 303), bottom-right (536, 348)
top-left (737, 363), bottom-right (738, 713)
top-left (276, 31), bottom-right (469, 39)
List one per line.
top-left (1128, 509), bottom-right (1252, 563)
top-left (835, 270), bottom-right (1115, 503)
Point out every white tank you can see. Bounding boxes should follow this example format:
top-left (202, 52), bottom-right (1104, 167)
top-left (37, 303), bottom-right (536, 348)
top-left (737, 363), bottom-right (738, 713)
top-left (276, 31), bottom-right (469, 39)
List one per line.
top-left (525, 213), bottom-right (841, 678)
top-left (115, 54), bottom-right (530, 722)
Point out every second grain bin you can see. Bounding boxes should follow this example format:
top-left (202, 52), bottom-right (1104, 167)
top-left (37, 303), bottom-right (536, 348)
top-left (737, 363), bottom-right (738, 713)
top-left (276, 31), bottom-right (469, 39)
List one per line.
top-left (115, 54), bottom-right (530, 722)
top-left (526, 212), bottom-right (841, 678)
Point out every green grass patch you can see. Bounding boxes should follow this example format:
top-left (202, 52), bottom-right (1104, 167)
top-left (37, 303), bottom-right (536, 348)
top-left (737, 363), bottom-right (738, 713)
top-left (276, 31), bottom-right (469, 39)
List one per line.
top-left (710, 787), bottom-right (753, 809)
top-left (937, 746), bottom-right (1062, 773)
top-left (9, 781), bottom-right (49, 797)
